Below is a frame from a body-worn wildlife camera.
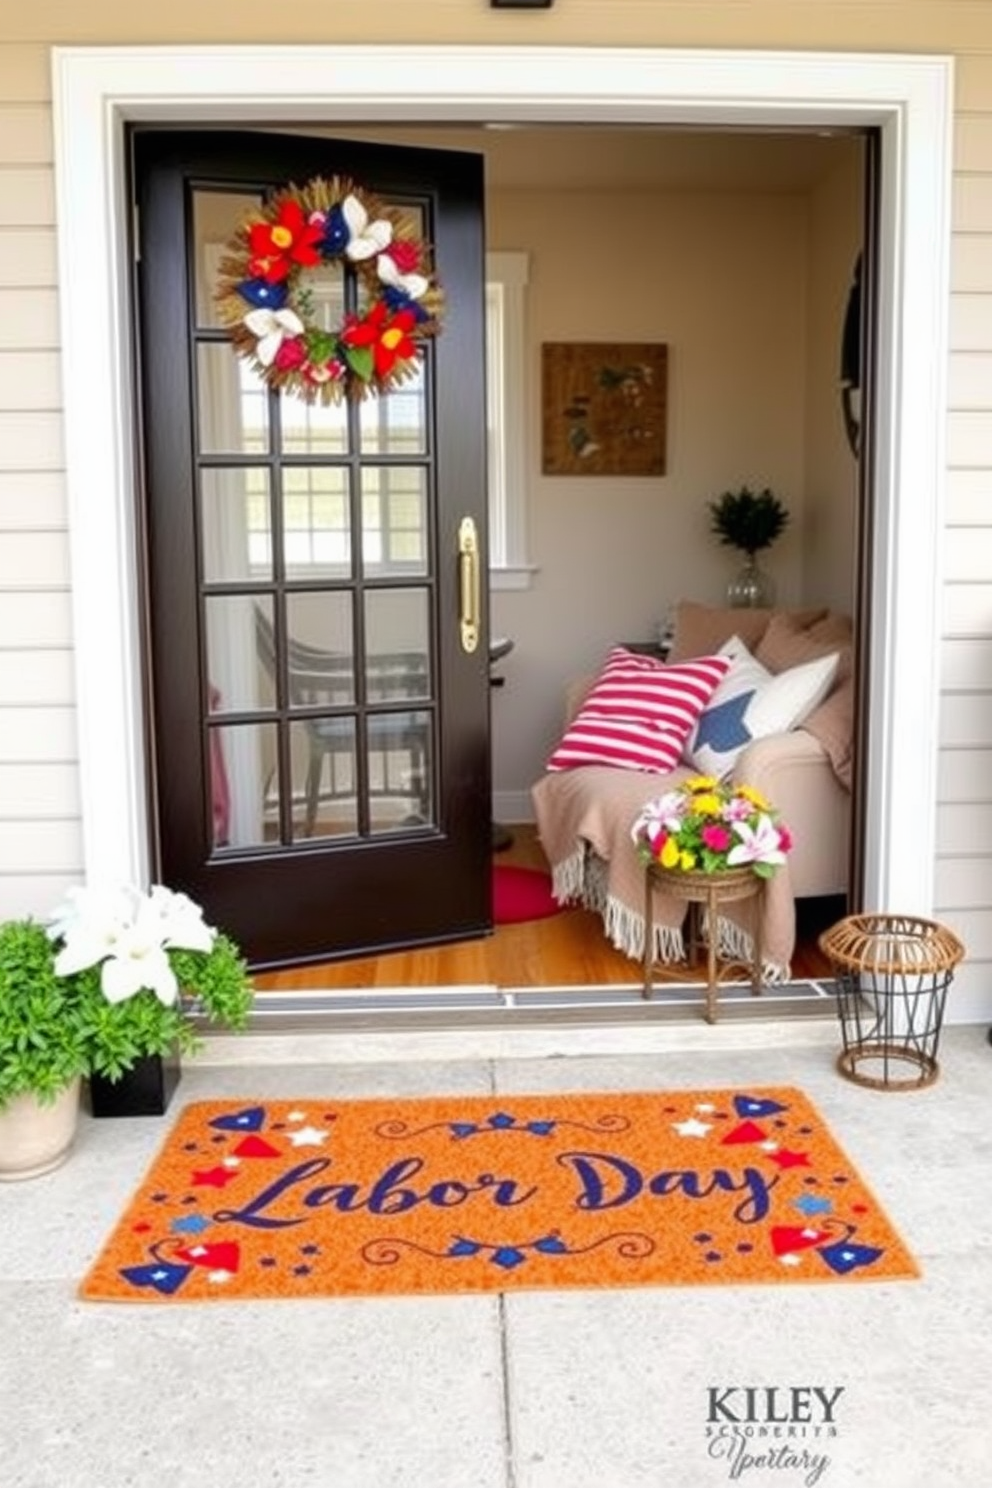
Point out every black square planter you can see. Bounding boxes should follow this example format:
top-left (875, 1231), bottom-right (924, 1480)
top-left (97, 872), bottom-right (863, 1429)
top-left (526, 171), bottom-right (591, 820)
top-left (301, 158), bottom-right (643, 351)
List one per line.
top-left (88, 1051), bottom-right (181, 1117)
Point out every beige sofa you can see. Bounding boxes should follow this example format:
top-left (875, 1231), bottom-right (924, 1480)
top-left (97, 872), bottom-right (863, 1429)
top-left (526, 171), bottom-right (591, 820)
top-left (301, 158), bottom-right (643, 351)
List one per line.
top-left (531, 601), bottom-right (854, 976)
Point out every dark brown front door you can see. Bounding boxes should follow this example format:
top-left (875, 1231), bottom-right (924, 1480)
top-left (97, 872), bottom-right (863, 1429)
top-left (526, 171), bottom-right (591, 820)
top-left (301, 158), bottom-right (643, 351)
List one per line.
top-left (131, 128), bottom-right (490, 969)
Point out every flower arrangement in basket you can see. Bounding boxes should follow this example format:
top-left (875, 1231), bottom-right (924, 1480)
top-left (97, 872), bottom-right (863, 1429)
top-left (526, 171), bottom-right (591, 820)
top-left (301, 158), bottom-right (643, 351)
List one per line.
top-left (631, 776), bottom-right (793, 879)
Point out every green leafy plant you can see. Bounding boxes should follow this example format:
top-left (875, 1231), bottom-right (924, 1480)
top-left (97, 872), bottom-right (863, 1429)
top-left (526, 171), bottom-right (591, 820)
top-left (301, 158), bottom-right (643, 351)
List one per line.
top-left (709, 486), bottom-right (789, 556)
top-left (0, 920), bottom-right (93, 1106)
top-left (0, 886), bottom-right (254, 1108)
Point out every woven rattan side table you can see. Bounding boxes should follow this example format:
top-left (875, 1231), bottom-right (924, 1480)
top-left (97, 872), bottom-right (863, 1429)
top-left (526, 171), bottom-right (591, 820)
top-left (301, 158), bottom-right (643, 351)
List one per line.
top-left (643, 864), bottom-right (763, 1023)
top-left (819, 913), bottom-right (965, 1089)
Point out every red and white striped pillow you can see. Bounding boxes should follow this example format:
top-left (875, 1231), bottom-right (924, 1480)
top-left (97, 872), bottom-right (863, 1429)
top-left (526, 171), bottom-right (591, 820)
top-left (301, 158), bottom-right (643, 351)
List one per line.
top-left (546, 647), bottom-right (731, 774)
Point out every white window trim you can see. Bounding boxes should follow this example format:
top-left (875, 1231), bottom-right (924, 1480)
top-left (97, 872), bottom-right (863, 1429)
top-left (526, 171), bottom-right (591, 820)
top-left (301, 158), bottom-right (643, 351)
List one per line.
top-left (486, 250), bottom-right (535, 590)
top-left (51, 44), bottom-right (953, 926)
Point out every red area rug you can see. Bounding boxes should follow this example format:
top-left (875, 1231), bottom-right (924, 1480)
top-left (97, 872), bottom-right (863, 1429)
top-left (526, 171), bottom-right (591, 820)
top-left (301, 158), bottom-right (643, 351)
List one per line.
top-left (78, 1087), bottom-right (918, 1303)
top-left (493, 864), bottom-right (561, 924)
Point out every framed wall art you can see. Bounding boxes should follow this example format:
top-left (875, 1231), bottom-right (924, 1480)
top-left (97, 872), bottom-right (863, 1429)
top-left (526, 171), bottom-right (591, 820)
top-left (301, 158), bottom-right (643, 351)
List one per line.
top-left (541, 341), bottom-right (668, 476)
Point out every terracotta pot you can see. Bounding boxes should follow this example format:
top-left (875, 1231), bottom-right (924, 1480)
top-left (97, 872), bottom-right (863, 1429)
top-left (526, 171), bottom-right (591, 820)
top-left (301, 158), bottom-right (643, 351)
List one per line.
top-left (0, 1077), bottom-right (81, 1181)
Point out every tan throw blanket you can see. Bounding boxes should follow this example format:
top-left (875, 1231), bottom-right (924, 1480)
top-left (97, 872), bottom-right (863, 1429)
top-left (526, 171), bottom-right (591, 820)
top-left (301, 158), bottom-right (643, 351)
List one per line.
top-left (531, 765), bottom-right (795, 981)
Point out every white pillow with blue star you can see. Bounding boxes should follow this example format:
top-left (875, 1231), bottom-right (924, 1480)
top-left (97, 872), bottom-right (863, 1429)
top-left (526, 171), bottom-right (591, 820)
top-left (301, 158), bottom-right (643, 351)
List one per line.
top-left (684, 634), bottom-right (840, 779)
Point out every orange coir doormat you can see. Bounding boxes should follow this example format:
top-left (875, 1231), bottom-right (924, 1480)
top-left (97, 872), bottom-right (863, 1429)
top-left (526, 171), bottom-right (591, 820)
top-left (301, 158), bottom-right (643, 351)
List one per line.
top-left (79, 1087), bottom-right (918, 1303)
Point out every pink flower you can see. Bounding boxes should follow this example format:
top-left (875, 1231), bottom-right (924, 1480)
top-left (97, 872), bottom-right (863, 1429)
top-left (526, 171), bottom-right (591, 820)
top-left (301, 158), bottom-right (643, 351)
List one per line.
top-left (776, 824), bottom-right (793, 852)
top-left (701, 824), bottom-right (732, 852)
top-left (727, 814), bottom-right (788, 869)
top-left (273, 337), bottom-right (306, 371)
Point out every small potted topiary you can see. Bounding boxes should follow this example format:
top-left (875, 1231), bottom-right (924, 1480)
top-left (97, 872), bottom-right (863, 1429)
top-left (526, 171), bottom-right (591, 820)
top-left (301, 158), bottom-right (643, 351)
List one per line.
top-left (0, 919), bottom-right (93, 1179)
top-left (708, 485), bottom-right (789, 607)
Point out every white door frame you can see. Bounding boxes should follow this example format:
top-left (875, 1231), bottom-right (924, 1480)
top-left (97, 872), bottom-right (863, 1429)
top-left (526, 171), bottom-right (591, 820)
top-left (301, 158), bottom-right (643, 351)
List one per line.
top-left (50, 44), bottom-right (953, 928)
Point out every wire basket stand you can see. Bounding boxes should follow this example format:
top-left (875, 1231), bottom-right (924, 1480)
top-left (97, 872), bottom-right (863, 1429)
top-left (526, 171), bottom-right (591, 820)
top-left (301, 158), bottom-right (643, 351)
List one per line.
top-left (819, 913), bottom-right (965, 1090)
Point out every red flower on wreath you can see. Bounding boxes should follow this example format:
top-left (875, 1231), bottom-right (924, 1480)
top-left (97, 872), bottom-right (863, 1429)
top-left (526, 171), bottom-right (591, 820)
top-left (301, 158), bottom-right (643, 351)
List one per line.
top-left (341, 302), bottom-right (418, 378)
top-left (384, 240), bottom-right (422, 274)
top-left (248, 200), bottom-right (323, 284)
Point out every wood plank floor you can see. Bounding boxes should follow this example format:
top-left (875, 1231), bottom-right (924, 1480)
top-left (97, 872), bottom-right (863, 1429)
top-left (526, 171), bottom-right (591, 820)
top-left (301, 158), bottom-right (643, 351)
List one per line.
top-left (254, 825), bottom-right (840, 993)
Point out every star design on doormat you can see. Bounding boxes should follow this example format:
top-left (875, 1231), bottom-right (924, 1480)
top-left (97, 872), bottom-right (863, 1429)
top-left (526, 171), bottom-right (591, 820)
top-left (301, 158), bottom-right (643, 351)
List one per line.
top-left (672, 1118), bottom-right (712, 1138)
top-left (694, 692), bottom-right (754, 752)
top-left (767, 1148), bottom-right (812, 1170)
top-left (286, 1125), bottom-right (329, 1147)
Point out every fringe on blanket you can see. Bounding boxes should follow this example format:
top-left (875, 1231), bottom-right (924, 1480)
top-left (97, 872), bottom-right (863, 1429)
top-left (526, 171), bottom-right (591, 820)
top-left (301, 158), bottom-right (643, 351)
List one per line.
top-left (707, 910), bottom-right (791, 986)
top-left (551, 846), bottom-right (685, 965)
top-left (551, 845), bottom-right (789, 984)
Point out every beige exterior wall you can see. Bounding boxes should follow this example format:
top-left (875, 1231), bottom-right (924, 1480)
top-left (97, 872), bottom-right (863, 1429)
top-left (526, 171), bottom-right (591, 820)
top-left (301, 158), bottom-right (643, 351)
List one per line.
top-left (2, 3), bottom-right (992, 1007)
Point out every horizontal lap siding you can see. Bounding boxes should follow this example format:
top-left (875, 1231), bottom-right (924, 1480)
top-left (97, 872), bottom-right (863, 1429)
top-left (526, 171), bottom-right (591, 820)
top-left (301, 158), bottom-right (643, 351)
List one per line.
top-left (938, 55), bottom-right (992, 1007)
top-left (0, 48), bottom-right (80, 915)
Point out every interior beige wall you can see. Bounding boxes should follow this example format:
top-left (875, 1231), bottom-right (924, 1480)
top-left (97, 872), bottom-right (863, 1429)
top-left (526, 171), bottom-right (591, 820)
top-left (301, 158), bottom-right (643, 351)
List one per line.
top-left (489, 184), bottom-right (810, 805)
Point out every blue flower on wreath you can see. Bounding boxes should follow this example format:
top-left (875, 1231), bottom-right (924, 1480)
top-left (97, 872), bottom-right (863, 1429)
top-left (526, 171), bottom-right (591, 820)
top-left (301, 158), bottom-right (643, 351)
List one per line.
top-left (237, 277), bottom-right (289, 311)
top-left (382, 285), bottom-right (432, 322)
top-left (320, 203), bottom-right (350, 256)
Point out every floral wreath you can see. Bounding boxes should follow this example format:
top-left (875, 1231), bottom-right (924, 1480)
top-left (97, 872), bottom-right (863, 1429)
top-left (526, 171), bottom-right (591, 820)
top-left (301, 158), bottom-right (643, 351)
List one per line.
top-left (215, 175), bottom-right (444, 404)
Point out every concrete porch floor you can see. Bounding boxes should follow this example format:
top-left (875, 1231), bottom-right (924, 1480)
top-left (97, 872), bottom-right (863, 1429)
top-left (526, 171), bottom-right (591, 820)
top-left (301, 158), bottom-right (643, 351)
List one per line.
top-left (1, 1021), bottom-right (990, 1488)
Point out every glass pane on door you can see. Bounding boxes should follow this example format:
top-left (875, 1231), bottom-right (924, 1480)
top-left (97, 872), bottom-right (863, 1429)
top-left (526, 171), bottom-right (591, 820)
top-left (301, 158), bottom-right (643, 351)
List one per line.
top-left (189, 177), bottom-right (442, 861)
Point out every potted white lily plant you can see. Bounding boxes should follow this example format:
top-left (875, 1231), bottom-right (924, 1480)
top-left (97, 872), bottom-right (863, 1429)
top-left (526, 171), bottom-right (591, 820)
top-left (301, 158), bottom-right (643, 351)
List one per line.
top-left (0, 884), bottom-right (252, 1175)
top-left (47, 883), bottom-right (254, 1117)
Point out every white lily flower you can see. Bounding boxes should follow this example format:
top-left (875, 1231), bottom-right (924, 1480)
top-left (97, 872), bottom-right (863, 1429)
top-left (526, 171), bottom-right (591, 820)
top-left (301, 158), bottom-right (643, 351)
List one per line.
top-left (341, 193), bottom-right (392, 261)
top-left (46, 884), bottom-right (136, 946)
top-left (243, 307), bottom-right (305, 366)
top-left (99, 927), bottom-right (179, 1006)
top-left (727, 813), bottom-right (788, 868)
top-left (146, 884), bottom-right (216, 953)
top-left (376, 252), bottom-right (429, 301)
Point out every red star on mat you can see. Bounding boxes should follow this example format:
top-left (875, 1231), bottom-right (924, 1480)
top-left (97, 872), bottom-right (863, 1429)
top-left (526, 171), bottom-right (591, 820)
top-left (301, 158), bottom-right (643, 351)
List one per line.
top-left (767, 1148), bottom-right (811, 1170)
top-left (191, 1165), bottom-right (240, 1188)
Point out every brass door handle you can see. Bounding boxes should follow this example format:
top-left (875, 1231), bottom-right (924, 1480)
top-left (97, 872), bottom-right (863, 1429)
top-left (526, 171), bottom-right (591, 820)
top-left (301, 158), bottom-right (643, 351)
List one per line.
top-left (458, 516), bottom-right (480, 654)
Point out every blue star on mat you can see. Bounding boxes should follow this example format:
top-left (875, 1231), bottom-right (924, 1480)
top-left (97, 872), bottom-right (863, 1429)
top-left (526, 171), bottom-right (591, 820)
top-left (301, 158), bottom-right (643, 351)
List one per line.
top-left (694, 692), bottom-right (754, 752)
top-left (170, 1213), bottom-right (211, 1236)
top-left (793, 1193), bottom-right (833, 1217)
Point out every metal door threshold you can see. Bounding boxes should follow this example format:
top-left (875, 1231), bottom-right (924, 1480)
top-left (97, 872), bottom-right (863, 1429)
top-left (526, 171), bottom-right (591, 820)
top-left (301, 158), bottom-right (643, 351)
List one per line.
top-left (210, 979), bottom-right (839, 1036)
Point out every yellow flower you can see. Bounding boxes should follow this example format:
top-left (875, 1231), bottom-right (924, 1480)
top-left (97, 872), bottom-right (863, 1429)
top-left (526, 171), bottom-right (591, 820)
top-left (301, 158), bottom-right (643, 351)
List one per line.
top-left (660, 837), bottom-right (680, 869)
top-left (686, 775), bottom-right (717, 792)
top-left (679, 850), bottom-right (697, 871)
top-left (736, 784), bottom-right (770, 812)
top-left (692, 793), bottom-right (722, 817)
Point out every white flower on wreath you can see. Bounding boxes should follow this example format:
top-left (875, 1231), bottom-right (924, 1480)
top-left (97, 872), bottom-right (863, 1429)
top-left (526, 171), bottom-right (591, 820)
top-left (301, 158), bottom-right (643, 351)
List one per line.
top-left (242, 307), bottom-right (305, 367)
top-left (341, 194), bottom-right (393, 261)
top-left (376, 252), bottom-right (429, 302)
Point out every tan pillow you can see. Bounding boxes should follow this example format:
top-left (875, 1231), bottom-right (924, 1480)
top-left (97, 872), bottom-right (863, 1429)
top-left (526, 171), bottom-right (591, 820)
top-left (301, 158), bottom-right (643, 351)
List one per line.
top-left (802, 676), bottom-right (854, 790)
top-left (668, 600), bottom-right (827, 664)
top-left (756, 610), bottom-right (853, 685)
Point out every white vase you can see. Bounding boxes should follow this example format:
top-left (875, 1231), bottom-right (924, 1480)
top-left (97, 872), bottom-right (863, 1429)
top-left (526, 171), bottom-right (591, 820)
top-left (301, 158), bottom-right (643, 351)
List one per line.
top-left (0, 1078), bottom-right (81, 1181)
